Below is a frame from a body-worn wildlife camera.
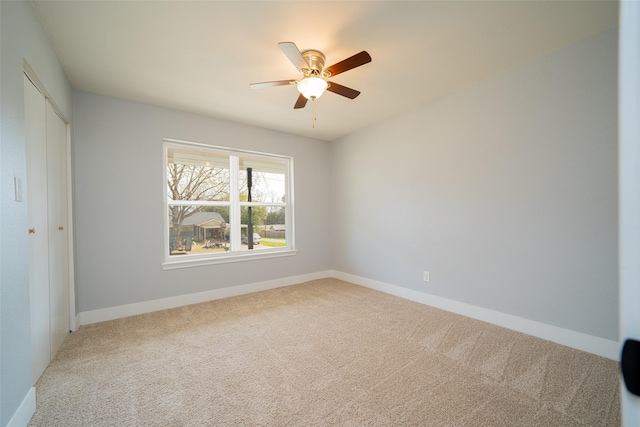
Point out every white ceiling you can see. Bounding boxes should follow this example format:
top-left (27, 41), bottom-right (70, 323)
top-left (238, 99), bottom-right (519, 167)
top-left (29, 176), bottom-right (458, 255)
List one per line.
top-left (32, 1), bottom-right (618, 141)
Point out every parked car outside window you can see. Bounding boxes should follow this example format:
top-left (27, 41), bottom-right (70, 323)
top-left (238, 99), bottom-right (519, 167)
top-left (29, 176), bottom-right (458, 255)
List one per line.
top-left (241, 233), bottom-right (261, 245)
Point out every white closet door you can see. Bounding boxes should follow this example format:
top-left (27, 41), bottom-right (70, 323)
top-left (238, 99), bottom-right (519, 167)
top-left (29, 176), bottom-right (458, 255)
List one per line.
top-left (25, 74), bottom-right (71, 384)
top-left (24, 74), bottom-right (51, 384)
top-left (46, 100), bottom-right (70, 357)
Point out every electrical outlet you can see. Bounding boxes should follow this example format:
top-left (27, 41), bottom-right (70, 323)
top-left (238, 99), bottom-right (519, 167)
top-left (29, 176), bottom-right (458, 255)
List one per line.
top-left (423, 271), bottom-right (430, 282)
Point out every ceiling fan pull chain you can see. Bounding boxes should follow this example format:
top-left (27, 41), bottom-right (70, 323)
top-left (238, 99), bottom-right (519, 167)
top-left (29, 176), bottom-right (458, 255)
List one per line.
top-left (312, 100), bottom-right (317, 128)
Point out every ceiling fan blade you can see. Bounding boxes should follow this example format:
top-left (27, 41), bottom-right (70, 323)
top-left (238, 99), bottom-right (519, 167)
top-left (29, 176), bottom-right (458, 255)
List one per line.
top-left (324, 51), bottom-right (371, 77)
top-left (279, 42), bottom-right (309, 72)
top-left (293, 93), bottom-right (308, 109)
top-left (327, 82), bottom-right (361, 99)
top-left (250, 80), bottom-right (295, 89)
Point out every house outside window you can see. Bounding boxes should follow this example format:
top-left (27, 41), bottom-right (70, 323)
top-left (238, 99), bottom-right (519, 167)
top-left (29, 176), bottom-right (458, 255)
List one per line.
top-left (163, 139), bottom-right (295, 269)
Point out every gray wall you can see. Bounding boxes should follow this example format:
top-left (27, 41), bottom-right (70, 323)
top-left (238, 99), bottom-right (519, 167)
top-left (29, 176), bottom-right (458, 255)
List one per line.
top-left (72, 91), bottom-right (331, 312)
top-left (330, 29), bottom-right (618, 341)
top-left (0, 2), bottom-right (73, 425)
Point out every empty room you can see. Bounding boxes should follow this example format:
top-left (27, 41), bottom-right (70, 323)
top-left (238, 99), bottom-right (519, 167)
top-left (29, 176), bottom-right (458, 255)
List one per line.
top-left (2, 1), bottom-right (639, 426)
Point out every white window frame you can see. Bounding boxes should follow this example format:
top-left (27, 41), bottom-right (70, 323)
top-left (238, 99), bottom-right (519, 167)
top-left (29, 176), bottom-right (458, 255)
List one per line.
top-left (162, 139), bottom-right (296, 270)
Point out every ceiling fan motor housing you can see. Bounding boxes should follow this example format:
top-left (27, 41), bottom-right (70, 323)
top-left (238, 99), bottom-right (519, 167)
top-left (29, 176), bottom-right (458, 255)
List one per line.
top-left (301, 50), bottom-right (326, 76)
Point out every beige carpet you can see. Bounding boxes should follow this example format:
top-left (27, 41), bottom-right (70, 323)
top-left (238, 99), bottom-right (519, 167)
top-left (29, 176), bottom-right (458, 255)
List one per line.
top-left (29, 278), bottom-right (620, 426)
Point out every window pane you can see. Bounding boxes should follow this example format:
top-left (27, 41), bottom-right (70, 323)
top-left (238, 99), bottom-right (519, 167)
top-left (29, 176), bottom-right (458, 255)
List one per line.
top-left (240, 206), bottom-right (287, 251)
top-left (167, 146), bottom-right (229, 202)
top-left (169, 206), bottom-right (230, 256)
top-left (164, 140), bottom-right (294, 265)
top-left (238, 156), bottom-right (286, 203)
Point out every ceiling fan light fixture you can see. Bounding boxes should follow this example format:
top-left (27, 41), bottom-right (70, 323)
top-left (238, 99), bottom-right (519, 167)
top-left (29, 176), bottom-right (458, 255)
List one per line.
top-left (297, 77), bottom-right (328, 100)
top-left (250, 42), bottom-right (371, 109)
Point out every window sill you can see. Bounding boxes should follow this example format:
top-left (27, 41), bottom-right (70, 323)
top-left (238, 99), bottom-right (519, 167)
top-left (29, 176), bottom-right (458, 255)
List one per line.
top-left (161, 249), bottom-right (298, 270)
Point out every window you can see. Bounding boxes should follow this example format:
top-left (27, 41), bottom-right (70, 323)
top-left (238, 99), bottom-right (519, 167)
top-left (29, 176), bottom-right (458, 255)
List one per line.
top-left (163, 139), bottom-right (295, 269)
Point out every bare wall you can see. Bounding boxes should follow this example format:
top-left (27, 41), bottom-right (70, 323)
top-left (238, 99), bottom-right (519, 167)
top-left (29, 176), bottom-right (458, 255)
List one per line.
top-left (330, 29), bottom-right (618, 341)
top-left (73, 91), bottom-right (331, 312)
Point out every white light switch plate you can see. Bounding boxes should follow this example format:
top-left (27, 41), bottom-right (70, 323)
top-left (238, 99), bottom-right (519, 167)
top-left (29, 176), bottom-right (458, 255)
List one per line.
top-left (14, 177), bottom-right (22, 202)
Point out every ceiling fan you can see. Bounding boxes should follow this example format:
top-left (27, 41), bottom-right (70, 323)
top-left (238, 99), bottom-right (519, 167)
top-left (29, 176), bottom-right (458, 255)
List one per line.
top-left (250, 42), bottom-right (372, 109)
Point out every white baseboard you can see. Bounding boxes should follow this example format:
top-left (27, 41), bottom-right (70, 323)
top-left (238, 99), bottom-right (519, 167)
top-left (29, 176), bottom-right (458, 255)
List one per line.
top-left (7, 387), bottom-right (35, 427)
top-left (77, 269), bottom-right (619, 361)
top-left (331, 270), bottom-right (620, 361)
top-left (78, 271), bottom-right (332, 326)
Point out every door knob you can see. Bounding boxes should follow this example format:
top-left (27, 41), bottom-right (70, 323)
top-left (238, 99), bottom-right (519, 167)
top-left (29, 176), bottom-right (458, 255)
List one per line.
top-left (58, 226), bottom-right (64, 231)
top-left (621, 339), bottom-right (640, 396)
top-left (28, 228), bottom-right (35, 234)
